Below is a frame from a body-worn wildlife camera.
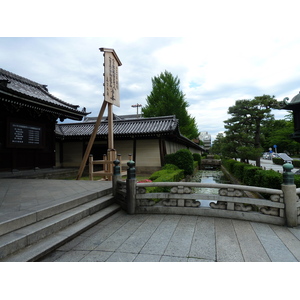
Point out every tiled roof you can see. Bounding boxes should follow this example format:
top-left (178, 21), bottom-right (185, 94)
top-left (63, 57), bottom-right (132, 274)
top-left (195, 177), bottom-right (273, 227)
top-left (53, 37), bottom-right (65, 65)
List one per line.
top-left (56, 115), bottom-right (205, 151)
top-left (0, 68), bottom-right (88, 120)
top-left (56, 115), bottom-right (179, 138)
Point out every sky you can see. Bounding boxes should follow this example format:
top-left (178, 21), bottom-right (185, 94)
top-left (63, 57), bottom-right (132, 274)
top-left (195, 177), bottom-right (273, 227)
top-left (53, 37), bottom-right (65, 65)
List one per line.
top-left (2, 1), bottom-right (300, 142)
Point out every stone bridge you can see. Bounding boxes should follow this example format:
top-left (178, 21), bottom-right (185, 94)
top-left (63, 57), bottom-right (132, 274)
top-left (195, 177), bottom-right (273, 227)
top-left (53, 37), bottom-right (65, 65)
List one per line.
top-left (113, 160), bottom-right (300, 228)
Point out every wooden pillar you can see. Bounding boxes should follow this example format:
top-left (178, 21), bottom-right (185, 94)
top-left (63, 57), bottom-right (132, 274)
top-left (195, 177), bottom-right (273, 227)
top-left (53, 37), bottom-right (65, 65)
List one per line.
top-left (76, 101), bottom-right (107, 180)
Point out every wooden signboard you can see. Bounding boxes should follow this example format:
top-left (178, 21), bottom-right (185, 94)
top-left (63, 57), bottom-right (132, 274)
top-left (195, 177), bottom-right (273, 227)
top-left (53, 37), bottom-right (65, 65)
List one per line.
top-left (76, 48), bottom-right (122, 180)
top-left (100, 48), bottom-right (122, 107)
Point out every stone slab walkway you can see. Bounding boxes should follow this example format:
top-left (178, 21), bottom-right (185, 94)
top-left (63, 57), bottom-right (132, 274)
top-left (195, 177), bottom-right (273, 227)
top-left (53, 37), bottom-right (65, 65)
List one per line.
top-left (39, 210), bottom-right (300, 262)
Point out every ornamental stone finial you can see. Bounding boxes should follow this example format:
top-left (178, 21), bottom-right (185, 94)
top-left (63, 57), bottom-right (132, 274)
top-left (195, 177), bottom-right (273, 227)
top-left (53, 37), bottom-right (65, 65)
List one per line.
top-left (283, 163), bottom-right (294, 185)
top-left (127, 160), bottom-right (136, 179)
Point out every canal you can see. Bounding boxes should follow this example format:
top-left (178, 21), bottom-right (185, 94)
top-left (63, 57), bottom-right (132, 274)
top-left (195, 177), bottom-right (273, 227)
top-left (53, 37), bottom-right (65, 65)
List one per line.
top-left (191, 170), bottom-right (231, 207)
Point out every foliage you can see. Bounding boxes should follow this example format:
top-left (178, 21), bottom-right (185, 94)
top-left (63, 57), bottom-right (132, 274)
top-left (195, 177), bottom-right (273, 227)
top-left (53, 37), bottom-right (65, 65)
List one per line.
top-left (223, 95), bottom-right (278, 166)
top-left (210, 133), bottom-right (225, 155)
top-left (192, 153), bottom-right (201, 168)
top-left (222, 159), bottom-right (283, 190)
top-left (261, 114), bottom-right (300, 155)
top-left (147, 164), bottom-right (184, 195)
top-left (142, 70), bottom-right (199, 139)
top-left (272, 157), bottom-right (285, 165)
top-left (164, 149), bottom-right (194, 175)
top-left (243, 165), bottom-right (262, 186)
top-left (273, 158), bottom-right (300, 168)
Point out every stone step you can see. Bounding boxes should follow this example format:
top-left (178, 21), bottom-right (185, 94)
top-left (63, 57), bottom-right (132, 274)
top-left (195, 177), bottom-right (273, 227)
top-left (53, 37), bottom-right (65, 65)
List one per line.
top-left (0, 194), bottom-right (118, 260)
top-left (0, 187), bottom-right (112, 236)
top-left (1, 204), bottom-right (121, 262)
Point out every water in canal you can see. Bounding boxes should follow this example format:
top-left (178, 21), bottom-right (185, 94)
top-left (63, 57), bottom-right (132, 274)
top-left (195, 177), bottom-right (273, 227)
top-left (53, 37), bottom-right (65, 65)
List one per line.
top-left (191, 170), bottom-right (231, 207)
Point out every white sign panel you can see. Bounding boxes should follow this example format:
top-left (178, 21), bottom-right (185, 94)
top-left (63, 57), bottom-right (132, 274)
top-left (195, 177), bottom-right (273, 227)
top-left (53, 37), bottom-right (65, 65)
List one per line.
top-left (100, 48), bottom-right (122, 107)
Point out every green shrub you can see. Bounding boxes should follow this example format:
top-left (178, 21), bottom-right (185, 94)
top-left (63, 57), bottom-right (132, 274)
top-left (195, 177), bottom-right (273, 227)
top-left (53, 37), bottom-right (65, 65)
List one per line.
top-left (293, 160), bottom-right (300, 168)
top-left (222, 159), bottom-right (237, 174)
top-left (260, 170), bottom-right (282, 190)
top-left (147, 167), bottom-right (184, 195)
top-left (243, 166), bottom-right (261, 186)
top-left (162, 164), bottom-right (179, 171)
top-left (232, 162), bottom-right (246, 182)
top-left (222, 158), bottom-right (283, 191)
top-left (294, 175), bottom-right (300, 188)
top-left (272, 157), bottom-right (284, 165)
top-left (192, 153), bottom-right (201, 168)
top-left (252, 169), bottom-right (265, 187)
top-left (164, 153), bottom-right (176, 165)
top-left (164, 149), bottom-right (194, 176)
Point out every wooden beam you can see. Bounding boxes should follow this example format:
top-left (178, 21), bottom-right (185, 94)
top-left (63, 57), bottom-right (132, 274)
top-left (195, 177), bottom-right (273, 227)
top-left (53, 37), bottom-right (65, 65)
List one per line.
top-left (76, 101), bottom-right (107, 180)
top-left (107, 103), bottom-right (114, 150)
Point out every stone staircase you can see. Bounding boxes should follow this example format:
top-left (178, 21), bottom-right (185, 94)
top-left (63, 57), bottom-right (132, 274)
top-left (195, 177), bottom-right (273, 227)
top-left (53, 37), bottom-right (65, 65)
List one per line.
top-left (0, 188), bottom-right (121, 262)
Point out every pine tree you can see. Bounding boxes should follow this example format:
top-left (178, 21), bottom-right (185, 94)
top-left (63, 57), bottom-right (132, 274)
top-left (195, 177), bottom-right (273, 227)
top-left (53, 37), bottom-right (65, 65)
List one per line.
top-left (224, 95), bottom-right (278, 167)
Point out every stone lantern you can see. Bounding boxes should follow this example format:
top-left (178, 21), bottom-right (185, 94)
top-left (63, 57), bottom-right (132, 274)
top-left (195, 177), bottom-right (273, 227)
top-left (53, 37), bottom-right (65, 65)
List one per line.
top-left (281, 91), bottom-right (300, 142)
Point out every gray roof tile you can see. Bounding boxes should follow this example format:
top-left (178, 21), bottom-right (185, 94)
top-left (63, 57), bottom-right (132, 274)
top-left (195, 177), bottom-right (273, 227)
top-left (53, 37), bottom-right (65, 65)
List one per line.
top-left (0, 68), bottom-right (88, 119)
top-left (57, 115), bottom-right (179, 137)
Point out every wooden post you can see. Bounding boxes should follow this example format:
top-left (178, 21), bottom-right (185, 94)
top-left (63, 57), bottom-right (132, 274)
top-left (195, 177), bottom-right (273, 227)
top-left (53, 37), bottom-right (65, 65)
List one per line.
top-left (76, 101), bottom-right (107, 180)
top-left (108, 103), bottom-right (114, 150)
top-left (89, 154), bottom-right (93, 180)
top-left (107, 149), bottom-right (116, 181)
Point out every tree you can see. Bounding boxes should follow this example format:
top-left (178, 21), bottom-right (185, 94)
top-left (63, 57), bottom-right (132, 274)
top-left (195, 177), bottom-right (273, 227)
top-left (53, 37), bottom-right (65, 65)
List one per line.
top-left (262, 113), bottom-right (300, 155)
top-left (223, 95), bottom-right (278, 167)
top-left (210, 133), bottom-right (225, 155)
top-left (142, 70), bottom-right (199, 140)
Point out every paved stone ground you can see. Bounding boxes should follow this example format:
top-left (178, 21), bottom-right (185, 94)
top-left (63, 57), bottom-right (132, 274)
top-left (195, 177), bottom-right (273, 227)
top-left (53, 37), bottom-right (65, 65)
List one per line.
top-left (39, 210), bottom-right (300, 262)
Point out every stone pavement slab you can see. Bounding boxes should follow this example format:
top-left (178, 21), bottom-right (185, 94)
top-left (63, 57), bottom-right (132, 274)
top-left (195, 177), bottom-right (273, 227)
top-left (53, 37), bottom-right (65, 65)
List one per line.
top-left (38, 211), bottom-right (300, 262)
top-left (163, 215), bottom-right (197, 258)
top-left (189, 216), bottom-right (216, 261)
top-left (139, 214), bottom-right (181, 256)
top-left (251, 222), bottom-right (298, 262)
top-left (215, 218), bottom-right (244, 262)
top-left (233, 220), bottom-right (270, 262)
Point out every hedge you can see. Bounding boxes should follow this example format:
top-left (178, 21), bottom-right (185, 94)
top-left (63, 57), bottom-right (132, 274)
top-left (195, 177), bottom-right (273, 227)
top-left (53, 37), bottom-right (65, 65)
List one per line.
top-left (192, 153), bottom-right (201, 168)
top-left (164, 149), bottom-right (194, 175)
top-left (273, 158), bottom-right (300, 168)
top-left (147, 164), bottom-right (185, 194)
top-left (222, 159), bottom-right (283, 190)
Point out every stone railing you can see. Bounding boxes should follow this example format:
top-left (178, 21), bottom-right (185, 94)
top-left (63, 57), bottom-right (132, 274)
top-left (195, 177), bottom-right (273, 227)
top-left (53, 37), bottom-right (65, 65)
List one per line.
top-left (113, 160), bottom-right (300, 227)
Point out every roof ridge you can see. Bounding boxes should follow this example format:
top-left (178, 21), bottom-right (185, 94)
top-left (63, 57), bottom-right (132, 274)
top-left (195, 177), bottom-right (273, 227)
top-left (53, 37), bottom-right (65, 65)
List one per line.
top-left (0, 67), bottom-right (79, 109)
top-left (0, 67), bottom-right (44, 88)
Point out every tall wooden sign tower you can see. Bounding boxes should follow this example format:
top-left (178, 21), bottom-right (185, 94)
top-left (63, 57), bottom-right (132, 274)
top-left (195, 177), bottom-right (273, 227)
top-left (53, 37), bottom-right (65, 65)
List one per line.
top-left (76, 48), bottom-right (122, 180)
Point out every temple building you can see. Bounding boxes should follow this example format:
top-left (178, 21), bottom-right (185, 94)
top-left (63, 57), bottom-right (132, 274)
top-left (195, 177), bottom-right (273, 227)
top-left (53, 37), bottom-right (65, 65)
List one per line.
top-left (1, 68), bottom-right (205, 174)
top-left (56, 115), bottom-right (205, 174)
top-left (0, 68), bottom-right (88, 171)
top-left (280, 92), bottom-right (300, 143)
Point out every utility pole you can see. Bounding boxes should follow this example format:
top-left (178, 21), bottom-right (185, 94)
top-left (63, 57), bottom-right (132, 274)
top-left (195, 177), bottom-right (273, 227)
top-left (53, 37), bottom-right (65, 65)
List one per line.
top-left (131, 103), bottom-right (142, 117)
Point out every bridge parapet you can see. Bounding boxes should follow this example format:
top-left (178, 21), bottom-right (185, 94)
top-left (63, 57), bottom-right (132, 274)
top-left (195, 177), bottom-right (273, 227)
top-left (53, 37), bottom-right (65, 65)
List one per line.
top-left (113, 160), bottom-right (299, 227)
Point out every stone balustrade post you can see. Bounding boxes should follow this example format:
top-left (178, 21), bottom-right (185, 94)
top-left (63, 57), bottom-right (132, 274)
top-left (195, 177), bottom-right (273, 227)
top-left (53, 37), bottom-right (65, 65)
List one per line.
top-left (112, 159), bottom-right (121, 197)
top-left (126, 160), bottom-right (136, 214)
top-left (282, 163), bottom-right (298, 227)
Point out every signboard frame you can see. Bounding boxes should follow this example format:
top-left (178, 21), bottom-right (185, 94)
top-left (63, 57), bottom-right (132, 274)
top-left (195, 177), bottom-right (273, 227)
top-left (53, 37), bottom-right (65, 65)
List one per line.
top-left (100, 48), bottom-right (122, 107)
top-left (6, 118), bottom-right (45, 149)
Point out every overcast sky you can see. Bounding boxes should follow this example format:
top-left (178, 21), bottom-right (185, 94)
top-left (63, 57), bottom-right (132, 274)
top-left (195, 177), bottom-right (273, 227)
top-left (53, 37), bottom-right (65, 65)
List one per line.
top-left (2, 1), bottom-right (300, 142)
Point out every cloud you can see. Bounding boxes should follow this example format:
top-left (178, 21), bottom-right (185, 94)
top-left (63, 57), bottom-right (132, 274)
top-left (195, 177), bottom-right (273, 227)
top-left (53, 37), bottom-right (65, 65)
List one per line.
top-left (2, 1), bottom-right (300, 142)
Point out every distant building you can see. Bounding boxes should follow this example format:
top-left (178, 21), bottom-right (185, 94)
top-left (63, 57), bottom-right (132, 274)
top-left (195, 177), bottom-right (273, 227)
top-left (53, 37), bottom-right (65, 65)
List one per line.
top-left (199, 131), bottom-right (211, 150)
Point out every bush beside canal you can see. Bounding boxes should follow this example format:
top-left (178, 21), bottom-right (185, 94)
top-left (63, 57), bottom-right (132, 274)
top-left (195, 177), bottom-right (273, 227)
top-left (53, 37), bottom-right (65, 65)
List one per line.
top-left (222, 158), bottom-right (283, 190)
